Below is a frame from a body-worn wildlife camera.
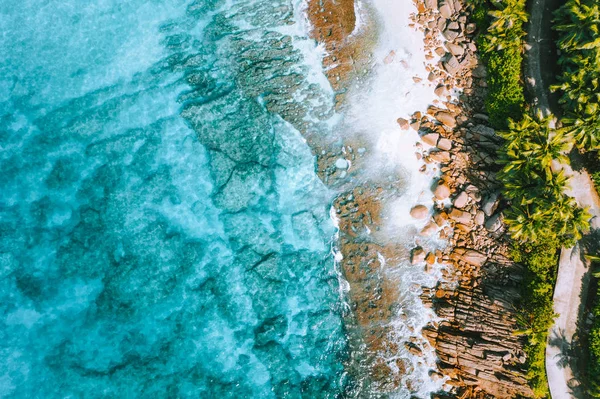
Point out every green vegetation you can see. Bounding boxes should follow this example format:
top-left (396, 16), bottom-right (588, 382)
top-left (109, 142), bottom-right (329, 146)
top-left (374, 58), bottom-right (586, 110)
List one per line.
top-left (511, 237), bottom-right (560, 398)
top-left (594, 171), bottom-right (600, 194)
top-left (554, 1), bottom-right (600, 393)
top-left (588, 256), bottom-right (600, 397)
top-left (498, 112), bottom-right (590, 245)
top-left (497, 112), bottom-right (590, 398)
top-left (477, 0), bottom-right (527, 128)
top-left (469, 0), bottom-right (593, 396)
top-left (553, 0), bottom-right (600, 152)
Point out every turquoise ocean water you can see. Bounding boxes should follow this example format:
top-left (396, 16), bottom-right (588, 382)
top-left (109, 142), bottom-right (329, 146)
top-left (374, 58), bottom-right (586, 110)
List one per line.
top-left (0, 1), bottom-right (350, 397)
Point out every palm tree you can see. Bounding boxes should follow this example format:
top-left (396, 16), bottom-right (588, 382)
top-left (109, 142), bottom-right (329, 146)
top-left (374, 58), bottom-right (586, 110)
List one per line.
top-left (485, 0), bottom-right (528, 51)
top-left (551, 197), bottom-right (591, 244)
top-left (499, 112), bottom-right (572, 179)
top-left (554, 0), bottom-right (600, 51)
top-left (553, 68), bottom-right (600, 114)
top-left (562, 111), bottom-right (600, 150)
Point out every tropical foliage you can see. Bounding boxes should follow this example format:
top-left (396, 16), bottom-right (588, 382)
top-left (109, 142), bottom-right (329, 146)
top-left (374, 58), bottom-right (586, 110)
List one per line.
top-left (553, 0), bottom-right (600, 151)
top-left (497, 112), bottom-right (590, 398)
top-left (588, 255), bottom-right (600, 397)
top-left (475, 0), bottom-right (527, 128)
top-left (511, 237), bottom-right (559, 398)
top-left (470, 0), bottom-right (596, 395)
top-left (498, 112), bottom-right (591, 246)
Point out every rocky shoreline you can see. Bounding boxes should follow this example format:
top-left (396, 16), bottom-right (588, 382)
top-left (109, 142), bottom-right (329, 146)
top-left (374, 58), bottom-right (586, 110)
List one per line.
top-left (305, 0), bottom-right (535, 397)
top-left (407, 0), bottom-right (535, 396)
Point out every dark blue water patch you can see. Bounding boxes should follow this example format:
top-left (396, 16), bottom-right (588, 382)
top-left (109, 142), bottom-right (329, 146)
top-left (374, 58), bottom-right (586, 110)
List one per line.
top-left (0, 0), bottom-right (349, 397)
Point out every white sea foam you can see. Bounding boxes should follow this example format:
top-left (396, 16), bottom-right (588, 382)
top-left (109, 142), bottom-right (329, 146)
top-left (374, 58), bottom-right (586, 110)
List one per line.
top-left (341, 0), bottom-right (449, 396)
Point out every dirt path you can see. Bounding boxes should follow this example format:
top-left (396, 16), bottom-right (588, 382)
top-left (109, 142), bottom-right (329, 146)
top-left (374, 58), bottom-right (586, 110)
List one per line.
top-left (525, 0), bottom-right (551, 115)
top-left (546, 165), bottom-right (600, 398)
top-left (523, 0), bottom-right (600, 396)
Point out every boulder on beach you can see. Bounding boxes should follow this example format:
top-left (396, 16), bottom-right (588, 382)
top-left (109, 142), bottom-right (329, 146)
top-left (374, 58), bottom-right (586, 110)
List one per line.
top-left (397, 117), bottom-right (410, 130)
top-left (420, 221), bottom-right (438, 236)
top-left (434, 85), bottom-right (447, 97)
top-left (434, 182), bottom-right (451, 200)
top-left (411, 246), bottom-right (426, 264)
top-left (442, 28), bottom-right (459, 42)
top-left (435, 111), bottom-right (457, 128)
top-left (422, 133), bottom-right (439, 146)
top-left (485, 212), bottom-right (504, 232)
top-left (437, 138), bottom-right (453, 151)
top-left (475, 210), bottom-right (485, 225)
top-left (453, 191), bottom-right (469, 208)
top-left (482, 193), bottom-right (500, 216)
top-left (446, 42), bottom-right (465, 57)
top-left (410, 205), bottom-right (429, 219)
top-left (442, 54), bottom-right (460, 72)
top-left (425, 0), bottom-right (438, 11)
top-left (429, 151), bottom-right (451, 163)
top-left (461, 250), bottom-right (487, 266)
top-left (449, 208), bottom-right (471, 224)
top-left (439, 3), bottom-right (452, 18)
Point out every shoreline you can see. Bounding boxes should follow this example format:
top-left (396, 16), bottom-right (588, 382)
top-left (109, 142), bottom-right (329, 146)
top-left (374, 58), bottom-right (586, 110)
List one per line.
top-left (304, 0), bottom-right (536, 397)
top-left (306, 0), bottom-right (451, 395)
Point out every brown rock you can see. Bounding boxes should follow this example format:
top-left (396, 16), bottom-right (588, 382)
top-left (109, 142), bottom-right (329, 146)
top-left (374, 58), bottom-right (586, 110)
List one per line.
top-left (435, 111), bottom-right (457, 128)
top-left (439, 3), bottom-right (452, 18)
top-left (434, 182), bottom-right (451, 200)
top-left (410, 205), bottom-right (429, 219)
top-left (449, 208), bottom-right (471, 224)
top-left (425, 0), bottom-right (438, 11)
top-left (434, 85), bottom-right (447, 97)
top-left (447, 21), bottom-right (459, 30)
top-left (482, 193), bottom-right (500, 216)
top-left (442, 29), bottom-right (459, 42)
top-left (437, 138), bottom-right (452, 151)
top-left (420, 221), bottom-right (439, 236)
top-left (426, 252), bottom-right (436, 265)
top-left (422, 133), bottom-right (440, 146)
top-left (453, 191), bottom-right (469, 209)
top-left (485, 212), bottom-right (504, 232)
top-left (397, 117), bottom-right (410, 130)
top-left (445, 42), bottom-right (465, 57)
top-left (411, 246), bottom-right (426, 264)
top-left (429, 151), bottom-right (451, 163)
top-left (475, 210), bottom-right (485, 225)
top-left (462, 249), bottom-right (487, 266)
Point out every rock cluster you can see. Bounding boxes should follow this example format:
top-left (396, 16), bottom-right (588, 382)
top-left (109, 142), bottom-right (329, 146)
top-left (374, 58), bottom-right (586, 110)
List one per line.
top-left (409, 0), bottom-right (535, 397)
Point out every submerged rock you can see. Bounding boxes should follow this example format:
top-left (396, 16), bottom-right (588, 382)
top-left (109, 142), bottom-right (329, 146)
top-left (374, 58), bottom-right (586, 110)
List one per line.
top-left (335, 158), bottom-right (349, 169)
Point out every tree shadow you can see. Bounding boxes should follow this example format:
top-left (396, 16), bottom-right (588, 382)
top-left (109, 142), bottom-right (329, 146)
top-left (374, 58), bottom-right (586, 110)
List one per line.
top-left (572, 229), bottom-right (600, 397)
top-left (569, 147), bottom-right (587, 173)
top-left (548, 327), bottom-right (588, 397)
top-left (548, 328), bottom-right (574, 368)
